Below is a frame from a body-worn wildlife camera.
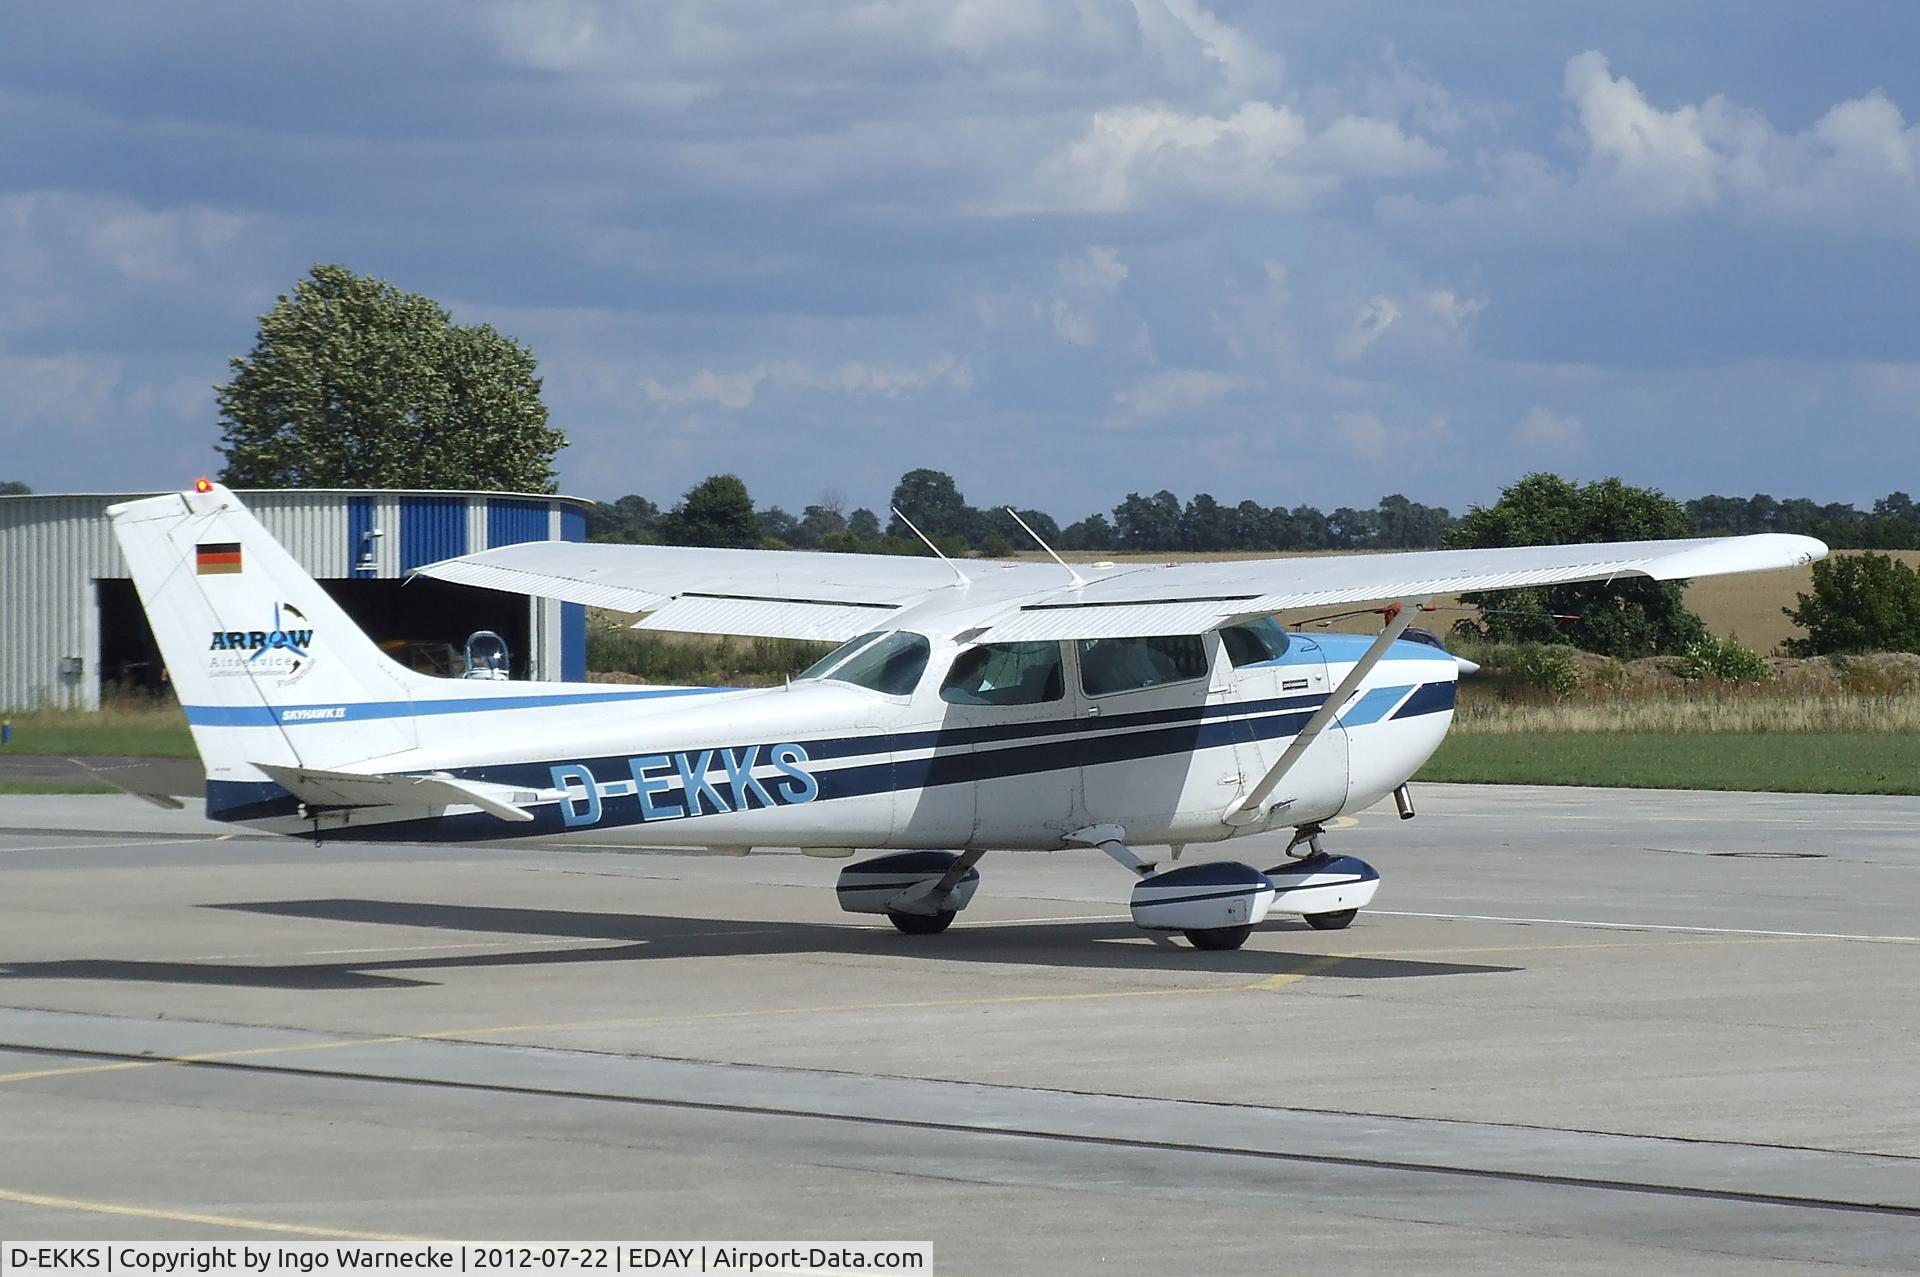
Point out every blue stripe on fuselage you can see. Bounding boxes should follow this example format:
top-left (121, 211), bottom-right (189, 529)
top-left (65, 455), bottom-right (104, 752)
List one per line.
top-left (184, 685), bottom-right (732, 727)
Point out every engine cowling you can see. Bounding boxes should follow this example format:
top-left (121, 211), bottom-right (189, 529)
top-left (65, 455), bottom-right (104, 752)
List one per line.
top-left (1263, 853), bottom-right (1379, 916)
top-left (1130, 861), bottom-right (1275, 932)
top-left (835, 850), bottom-right (981, 916)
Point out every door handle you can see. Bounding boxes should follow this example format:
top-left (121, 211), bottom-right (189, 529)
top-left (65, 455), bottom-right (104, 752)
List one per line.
top-left (1085, 705), bottom-right (1101, 717)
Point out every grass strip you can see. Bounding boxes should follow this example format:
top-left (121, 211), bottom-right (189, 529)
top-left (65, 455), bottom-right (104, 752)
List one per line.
top-left (1419, 731), bottom-right (1920, 795)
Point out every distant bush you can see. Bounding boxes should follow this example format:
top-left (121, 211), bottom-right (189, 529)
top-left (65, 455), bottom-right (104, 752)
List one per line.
top-left (1667, 634), bottom-right (1774, 684)
top-left (1507, 644), bottom-right (1584, 699)
top-left (587, 627), bottom-right (831, 686)
top-left (1783, 553), bottom-right (1920, 656)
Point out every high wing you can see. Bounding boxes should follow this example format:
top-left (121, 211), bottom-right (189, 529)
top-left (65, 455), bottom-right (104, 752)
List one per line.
top-left (413, 533), bottom-right (1827, 642)
top-left (415, 541), bottom-right (1064, 639)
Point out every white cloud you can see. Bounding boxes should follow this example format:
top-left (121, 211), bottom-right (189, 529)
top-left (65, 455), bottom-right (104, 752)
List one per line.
top-left (640, 368), bottom-right (769, 410)
top-left (639, 355), bottom-right (972, 411)
top-left (1336, 295), bottom-right (1401, 361)
top-left (1111, 367), bottom-right (1245, 422)
top-left (1514, 405), bottom-right (1586, 450)
top-left (1061, 245), bottom-right (1129, 291)
top-left (1385, 51), bottom-right (1920, 238)
top-left (0, 191), bottom-right (258, 332)
top-left (1026, 100), bottom-right (1447, 213)
top-left (1331, 409), bottom-right (1453, 463)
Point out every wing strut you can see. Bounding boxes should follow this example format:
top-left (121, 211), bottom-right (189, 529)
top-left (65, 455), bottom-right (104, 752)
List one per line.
top-left (1223, 600), bottom-right (1421, 828)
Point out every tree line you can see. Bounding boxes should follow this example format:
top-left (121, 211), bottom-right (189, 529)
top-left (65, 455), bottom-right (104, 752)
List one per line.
top-left (589, 468), bottom-right (1460, 555)
top-left (589, 468), bottom-right (1920, 557)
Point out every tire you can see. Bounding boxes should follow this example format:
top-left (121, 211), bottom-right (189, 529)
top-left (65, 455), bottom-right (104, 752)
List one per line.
top-left (1305, 908), bottom-right (1358, 931)
top-left (1183, 925), bottom-right (1253, 951)
top-left (887, 908), bottom-right (957, 936)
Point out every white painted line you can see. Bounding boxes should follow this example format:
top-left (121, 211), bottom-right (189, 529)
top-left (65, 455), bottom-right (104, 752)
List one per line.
top-left (1370, 909), bottom-right (1920, 945)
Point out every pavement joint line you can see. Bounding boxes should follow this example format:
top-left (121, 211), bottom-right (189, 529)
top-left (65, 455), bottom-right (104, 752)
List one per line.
top-left (5, 1041), bottom-right (1918, 1221)
top-left (1369, 910), bottom-right (1920, 944)
top-left (0, 1187), bottom-right (424, 1240)
top-left (0, 1033), bottom-right (418, 1085)
top-left (0, 835), bottom-right (225, 855)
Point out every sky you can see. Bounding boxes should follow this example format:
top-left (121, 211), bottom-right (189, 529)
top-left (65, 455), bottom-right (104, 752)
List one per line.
top-left (3, 1), bottom-right (1919, 520)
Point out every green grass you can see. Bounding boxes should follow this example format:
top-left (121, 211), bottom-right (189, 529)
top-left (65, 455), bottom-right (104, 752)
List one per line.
top-left (0, 704), bottom-right (195, 758)
top-left (1418, 731), bottom-right (1920, 795)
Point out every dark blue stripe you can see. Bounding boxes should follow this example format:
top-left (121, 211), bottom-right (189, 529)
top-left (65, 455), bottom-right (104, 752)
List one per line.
top-left (1391, 679), bottom-right (1458, 719)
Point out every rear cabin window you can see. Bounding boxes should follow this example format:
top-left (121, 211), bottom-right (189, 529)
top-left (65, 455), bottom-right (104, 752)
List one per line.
top-left (1076, 635), bottom-right (1209, 697)
top-left (798, 630), bottom-right (930, 696)
top-left (941, 642), bottom-right (1064, 705)
top-left (1220, 616), bottom-right (1293, 667)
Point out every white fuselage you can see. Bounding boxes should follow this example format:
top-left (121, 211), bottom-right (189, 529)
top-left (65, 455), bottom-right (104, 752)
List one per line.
top-left (219, 630), bottom-right (1457, 851)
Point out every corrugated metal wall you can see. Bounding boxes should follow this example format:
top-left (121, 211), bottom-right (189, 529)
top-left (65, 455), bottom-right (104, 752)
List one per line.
top-left (559, 507), bottom-right (588, 682)
top-left (399, 495), bottom-right (469, 572)
top-left (0, 489), bottom-right (591, 709)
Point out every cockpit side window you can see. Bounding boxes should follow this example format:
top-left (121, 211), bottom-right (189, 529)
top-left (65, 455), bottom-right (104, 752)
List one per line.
top-left (798, 630), bottom-right (929, 696)
top-left (940, 642), bottom-right (1064, 705)
top-left (1076, 634), bottom-right (1209, 697)
top-left (1220, 616), bottom-right (1293, 667)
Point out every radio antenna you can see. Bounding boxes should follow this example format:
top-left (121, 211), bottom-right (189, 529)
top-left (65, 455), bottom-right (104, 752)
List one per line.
top-left (892, 508), bottom-right (969, 585)
top-left (1005, 507), bottom-right (1085, 589)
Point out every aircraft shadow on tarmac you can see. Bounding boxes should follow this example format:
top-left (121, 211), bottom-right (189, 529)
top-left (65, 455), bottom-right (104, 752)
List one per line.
top-left (0, 898), bottom-right (1519, 991)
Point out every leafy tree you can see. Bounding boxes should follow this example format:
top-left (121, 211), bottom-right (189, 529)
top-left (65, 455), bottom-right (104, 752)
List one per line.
top-left (1058, 513), bottom-right (1114, 551)
top-left (216, 264), bottom-right (565, 491)
top-left (1113, 490), bottom-right (1181, 549)
top-left (1783, 553), bottom-right (1920, 655)
top-left (757, 506), bottom-right (802, 547)
top-left (798, 504), bottom-right (847, 546)
top-left (660, 475), bottom-right (762, 548)
top-left (587, 494), bottom-right (660, 543)
top-left (0, 480), bottom-right (30, 495)
top-left (982, 506), bottom-right (1061, 551)
top-left (1447, 473), bottom-right (1707, 657)
top-left (1179, 493), bottom-right (1235, 551)
top-left (886, 469), bottom-right (979, 542)
top-left (847, 508), bottom-right (882, 539)
top-left (1374, 494), bottom-right (1451, 549)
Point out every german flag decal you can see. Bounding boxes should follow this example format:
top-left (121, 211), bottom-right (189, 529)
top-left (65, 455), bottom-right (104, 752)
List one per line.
top-left (196, 542), bottom-right (243, 575)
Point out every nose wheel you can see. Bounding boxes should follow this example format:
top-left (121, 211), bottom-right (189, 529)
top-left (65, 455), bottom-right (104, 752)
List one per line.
top-left (886, 908), bottom-right (957, 936)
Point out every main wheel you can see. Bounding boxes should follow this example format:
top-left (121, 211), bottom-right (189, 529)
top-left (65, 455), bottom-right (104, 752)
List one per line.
top-left (1183, 925), bottom-right (1253, 951)
top-left (887, 908), bottom-right (957, 936)
top-left (1304, 908), bottom-right (1358, 931)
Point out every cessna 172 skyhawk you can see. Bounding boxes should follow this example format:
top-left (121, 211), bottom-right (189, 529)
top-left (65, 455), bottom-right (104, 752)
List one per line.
top-left (110, 482), bottom-right (1825, 950)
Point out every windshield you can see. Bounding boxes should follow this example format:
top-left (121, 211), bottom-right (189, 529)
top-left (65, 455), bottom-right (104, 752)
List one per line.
top-left (796, 630), bottom-right (931, 696)
top-left (1220, 616), bottom-right (1293, 667)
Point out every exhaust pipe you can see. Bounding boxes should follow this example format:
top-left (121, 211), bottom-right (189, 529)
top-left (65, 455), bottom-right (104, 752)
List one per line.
top-left (1393, 783), bottom-right (1416, 821)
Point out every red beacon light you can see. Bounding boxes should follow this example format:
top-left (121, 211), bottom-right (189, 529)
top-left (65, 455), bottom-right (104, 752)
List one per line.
top-left (194, 477), bottom-right (213, 493)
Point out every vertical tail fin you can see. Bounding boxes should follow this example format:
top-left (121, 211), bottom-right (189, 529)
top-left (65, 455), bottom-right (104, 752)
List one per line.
top-left (108, 483), bottom-right (428, 786)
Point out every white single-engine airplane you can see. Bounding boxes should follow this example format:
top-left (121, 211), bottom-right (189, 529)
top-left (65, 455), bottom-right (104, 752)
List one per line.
top-left (110, 482), bottom-right (1824, 950)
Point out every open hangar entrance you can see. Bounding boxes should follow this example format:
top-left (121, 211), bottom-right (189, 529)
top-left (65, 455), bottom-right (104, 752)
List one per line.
top-left (94, 576), bottom-right (539, 699)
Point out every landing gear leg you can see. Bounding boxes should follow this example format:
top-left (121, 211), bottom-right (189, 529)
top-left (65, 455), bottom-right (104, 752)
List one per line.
top-left (883, 848), bottom-right (985, 936)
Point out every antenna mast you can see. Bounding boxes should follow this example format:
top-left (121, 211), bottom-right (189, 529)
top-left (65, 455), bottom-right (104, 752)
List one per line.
top-left (892, 508), bottom-right (969, 585)
top-left (1004, 507), bottom-right (1085, 588)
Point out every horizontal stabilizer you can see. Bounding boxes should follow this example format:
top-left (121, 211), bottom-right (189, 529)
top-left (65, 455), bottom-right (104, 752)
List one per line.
top-left (254, 763), bottom-right (536, 823)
